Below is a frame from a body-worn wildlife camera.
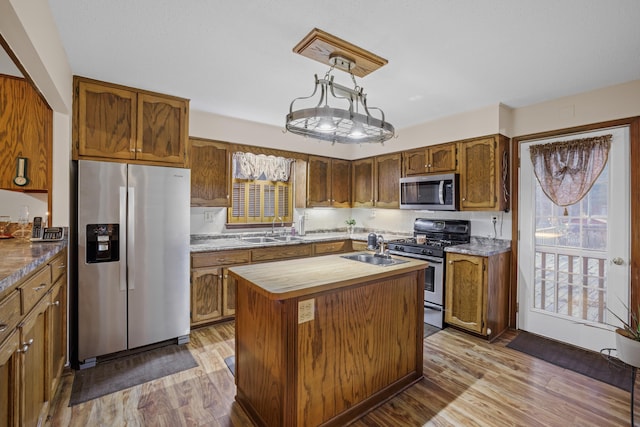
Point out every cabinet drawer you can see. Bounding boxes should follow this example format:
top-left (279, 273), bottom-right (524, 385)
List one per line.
top-left (351, 241), bottom-right (369, 251)
top-left (314, 240), bottom-right (350, 255)
top-left (0, 328), bottom-right (18, 366)
top-left (19, 266), bottom-right (51, 315)
top-left (192, 250), bottom-right (251, 268)
top-left (0, 291), bottom-right (21, 344)
top-left (50, 250), bottom-right (67, 284)
top-left (252, 244), bottom-right (312, 262)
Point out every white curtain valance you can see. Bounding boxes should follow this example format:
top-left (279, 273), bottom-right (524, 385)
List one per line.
top-left (232, 152), bottom-right (294, 182)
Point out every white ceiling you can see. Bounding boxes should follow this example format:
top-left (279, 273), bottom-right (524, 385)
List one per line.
top-left (47, 0), bottom-right (640, 131)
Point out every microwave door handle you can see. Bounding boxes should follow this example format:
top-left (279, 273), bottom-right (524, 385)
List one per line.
top-left (438, 180), bottom-right (445, 205)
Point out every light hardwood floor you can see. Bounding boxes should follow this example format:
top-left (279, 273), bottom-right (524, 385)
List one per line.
top-left (47, 322), bottom-right (635, 426)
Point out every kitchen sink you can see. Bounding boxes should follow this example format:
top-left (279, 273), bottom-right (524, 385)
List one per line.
top-left (341, 253), bottom-right (408, 266)
top-left (270, 236), bottom-right (304, 242)
top-left (240, 236), bottom-right (278, 244)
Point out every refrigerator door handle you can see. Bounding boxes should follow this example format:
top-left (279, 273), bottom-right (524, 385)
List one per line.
top-left (127, 186), bottom-right (135, 290)
top-left (119, 186), bottom-right (127, 292)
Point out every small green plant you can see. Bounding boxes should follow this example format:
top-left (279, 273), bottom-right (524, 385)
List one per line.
top-left (609, 302), bottom-right (640, 341)
top-left (345, 219), bottom-right (356, 226)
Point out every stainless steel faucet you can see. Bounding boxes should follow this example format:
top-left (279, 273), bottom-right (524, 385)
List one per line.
top-left (376, 234), bottom-right (388, 257)
top-left (272, 216), bottom-right (283, 235)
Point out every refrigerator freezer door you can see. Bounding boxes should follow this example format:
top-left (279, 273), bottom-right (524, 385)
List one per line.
top-left (77, 161), bottom-right (128, 362)
top-left (126, 165), bottom-right (190, 349)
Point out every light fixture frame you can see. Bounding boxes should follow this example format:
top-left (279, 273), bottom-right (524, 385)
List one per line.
top-left (285, 55), bottom-right (395, 144)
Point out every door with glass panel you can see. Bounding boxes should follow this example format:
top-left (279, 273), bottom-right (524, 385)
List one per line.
top-left (518, 126), bottom-right (630, 352)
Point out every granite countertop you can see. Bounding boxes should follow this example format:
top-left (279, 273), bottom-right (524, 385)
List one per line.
top-left (190, 231), bottom-right (411, 253)
top-left (445, 237), bottom-right (511, 257)
top-left (0, 238), bottom-right (68, 295)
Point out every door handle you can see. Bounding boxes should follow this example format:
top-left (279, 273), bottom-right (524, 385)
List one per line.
top-left (612, 257), bottom-right (625, 265)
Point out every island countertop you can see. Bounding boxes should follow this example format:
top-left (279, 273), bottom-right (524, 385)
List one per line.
top-left (228, 252), bottom-right (428, 300)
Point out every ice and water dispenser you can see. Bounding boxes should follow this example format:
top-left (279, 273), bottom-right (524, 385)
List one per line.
top-left (86, 224), bottom-right (120, 263)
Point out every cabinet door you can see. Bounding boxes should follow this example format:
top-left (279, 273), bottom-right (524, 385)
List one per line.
top-left (136, 93), bottom-right (187, 165)
top-left (331, 159), bottom-right (351, 207)
top-left (352, 157), bottom-right (374, 207)
top-left (374, 153), bottom-right (401, 208)
top-left (48, 277), bottom-right (66, 397)
top-left (0, 76), bottom-right (51, 191)
top-left (0, 329), bottom-right (19, 427)
top-left (460, 137), bottom-right (497, 210)
top-left (191, 267), bottom-right (223, 325)
top-left (429, 143), bottom-right (458, 173)
top-left (402, 149), bottom-right (427, 176)
top-left (190, 139), bottom-right (230, 207)
top-left (307, 156), bottom-right (332, 207)
top-left (222, 269), bottom-right (236, 317)
top-left (19, 296), bottom-right (49, 427)
top-left (444, 253), bottom-right (486, 334)
top-left (76, 80), bottom-right (137, 160)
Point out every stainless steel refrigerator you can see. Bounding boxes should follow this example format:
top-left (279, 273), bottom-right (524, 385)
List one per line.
top-left (76, 160), bottom-right (190, 368)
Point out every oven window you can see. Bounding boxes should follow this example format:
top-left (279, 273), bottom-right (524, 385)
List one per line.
top-left (424, 265), bottom-right (435, 293)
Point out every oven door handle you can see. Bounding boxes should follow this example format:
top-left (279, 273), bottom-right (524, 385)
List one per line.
top-left (424, 302), bottom-right (442, 311)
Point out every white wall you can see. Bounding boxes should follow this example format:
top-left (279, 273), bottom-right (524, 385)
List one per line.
top-left (0, 0), bottom-right (73, 226)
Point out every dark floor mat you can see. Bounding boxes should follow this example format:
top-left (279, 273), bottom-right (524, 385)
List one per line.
top-left (507, 331), bottom-right (633, 392)
top-left (69, 344), bottom-right (198, 406)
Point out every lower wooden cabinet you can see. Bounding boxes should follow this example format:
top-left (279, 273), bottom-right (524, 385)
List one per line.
top-left (444, 251), bottom-right (510, 341)
top-left (0, 247), bottom-right (67, 427)
top-left (0, 329), bottom-right (19, 427)
top-left (190, 240), bottom-right (353, 327)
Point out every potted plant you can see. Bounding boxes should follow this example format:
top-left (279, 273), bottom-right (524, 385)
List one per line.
top-left (345, 218), bottom-right (356, 235)
top-left (609, 304), bottom-right (640, 367)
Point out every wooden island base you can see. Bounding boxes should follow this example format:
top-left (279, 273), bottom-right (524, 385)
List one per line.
top-left (229, 254), bottom-right (426, 427)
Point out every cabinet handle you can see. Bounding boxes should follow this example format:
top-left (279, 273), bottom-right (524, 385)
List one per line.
top-left (51, 300), bottom-right (60, 307)
top-left (136, 148), bottom-right (142, 152)
top-left (462, 197), bottom-right (466, 201)
top-left (0, 323), bottom-right (7, 332)
top-left (33, 284), bottom-right (47, 292)
top-left (449, 260), bottom-right (453, 264)
top-left (57, 264), bottom-right (66, 269)
top-left (130, 148), bottom-right (136, 152)
top-left (18, 338), bottom-right (34, 353)
top-left (427, 164), bottom-right (432, 168)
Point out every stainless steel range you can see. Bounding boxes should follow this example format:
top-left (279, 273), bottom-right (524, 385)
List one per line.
top-left (387, 218), bottom-right (470, 328)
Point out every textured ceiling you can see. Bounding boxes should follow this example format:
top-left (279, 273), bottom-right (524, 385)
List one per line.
top-left (47, 0), bottom-right (640, 131)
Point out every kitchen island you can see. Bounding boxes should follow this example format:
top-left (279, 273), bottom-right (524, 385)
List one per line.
top-left (228, 253), bottom-right (427, 427)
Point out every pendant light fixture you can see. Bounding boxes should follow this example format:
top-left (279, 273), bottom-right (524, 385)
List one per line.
top-left (285, 29), bottom-right (395, 145)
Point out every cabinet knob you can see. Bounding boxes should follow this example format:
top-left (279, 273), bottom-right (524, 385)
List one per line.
top-left (0, 323), bottom-right (7, 332)
top-left (449, 260), bottom-right (453, 264)
top-left (427, 164), bottom-right (432, 168)
top-left (462, 197), bottom-right (466, 201)
top-left (52, 300), bottom-right (60, 307)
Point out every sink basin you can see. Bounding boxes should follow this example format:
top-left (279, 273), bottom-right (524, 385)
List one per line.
top-left (270, 236), bottom-right (304, 242)
top-left (240, 236), bottom-right (278, 244)
top-left (341, 253), bottom-right (408, 266)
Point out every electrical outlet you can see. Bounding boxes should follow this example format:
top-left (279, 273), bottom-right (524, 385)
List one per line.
top-left (491, 216), bottom-right (497, 223)
top-left (204, 211), bottom-right (215, 223)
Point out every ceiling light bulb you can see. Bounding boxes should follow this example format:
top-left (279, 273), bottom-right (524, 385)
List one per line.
top-left (349, 121), bottom-right (366, 138)
top-left (316, 116), bottom-right (336, 132)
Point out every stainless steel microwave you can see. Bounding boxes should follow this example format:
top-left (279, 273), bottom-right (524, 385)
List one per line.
top-left (399, 173), bottom-right (459, 210)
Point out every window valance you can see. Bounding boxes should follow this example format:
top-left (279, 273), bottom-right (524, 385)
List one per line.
top-left (529, 134), bottom-right (611, 215)
top-left (232, 152), bottom-right (294, 182)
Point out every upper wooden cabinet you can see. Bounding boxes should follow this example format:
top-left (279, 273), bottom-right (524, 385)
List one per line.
top-left (189, 138), bottom-right (230, 207)
top-left (306, 156), bottom-right (351, 208)
top-left (351, 154), bottom-right (400, 209)
top-left (352, 157), bottom-right (375, 207)
top-left (459, 135), bottom-right (510, 211)
top-left (374, 153), bottom-right (401, 208)
top-left (73, 76), bottom-right (189, 166)
top-left (0, 75), bottom-right (52, 192)
top-left (402, 143), bottom-right (458, 176)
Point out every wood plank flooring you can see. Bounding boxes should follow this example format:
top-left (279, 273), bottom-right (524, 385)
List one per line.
top-left (46, 323), bottom-right (636, 426)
